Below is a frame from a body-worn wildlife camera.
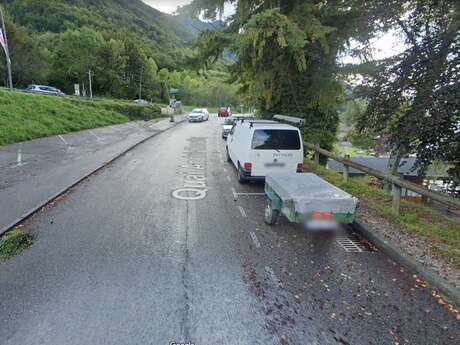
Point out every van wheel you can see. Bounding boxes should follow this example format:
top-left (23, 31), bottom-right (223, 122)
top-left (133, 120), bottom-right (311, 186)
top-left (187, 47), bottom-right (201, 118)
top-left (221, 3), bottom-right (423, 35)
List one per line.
top-left (264, 202), bottom-right (279, 225)
top-left (238, 165), bottom-right (247, 184)
top-left (226, 148), bottom-right (232, 162)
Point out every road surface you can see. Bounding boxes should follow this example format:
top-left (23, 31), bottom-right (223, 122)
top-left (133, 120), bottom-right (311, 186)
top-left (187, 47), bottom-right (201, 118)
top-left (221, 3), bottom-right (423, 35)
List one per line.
top-left (0, 115), bottom-right (458, 345)
top-left (0, 116), bottom-right (184, 233)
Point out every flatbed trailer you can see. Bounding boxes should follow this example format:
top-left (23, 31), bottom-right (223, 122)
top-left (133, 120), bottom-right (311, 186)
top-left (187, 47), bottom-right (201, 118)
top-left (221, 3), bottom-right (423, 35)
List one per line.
top-left (264, 173), bottom-right (358, 228)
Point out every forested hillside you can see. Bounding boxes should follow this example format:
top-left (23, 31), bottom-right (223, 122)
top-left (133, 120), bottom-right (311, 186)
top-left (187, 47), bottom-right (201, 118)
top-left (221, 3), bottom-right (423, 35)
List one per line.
top-left (0, 0), bottom-right (239, 106)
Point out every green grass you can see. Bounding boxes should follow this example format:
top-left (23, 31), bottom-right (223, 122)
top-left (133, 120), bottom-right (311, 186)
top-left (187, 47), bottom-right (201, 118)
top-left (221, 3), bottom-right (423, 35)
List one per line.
top-left (0, 90), bottom-right (164, 146)
top-left (0, 230), bottom-right (33, 259)
top-left (305, 160), bottom-right (460, 266)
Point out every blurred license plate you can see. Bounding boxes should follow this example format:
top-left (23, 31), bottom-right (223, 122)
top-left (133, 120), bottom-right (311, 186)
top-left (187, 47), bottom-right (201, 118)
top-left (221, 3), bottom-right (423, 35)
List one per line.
top-left (265, 162), bottom-right (285, 167)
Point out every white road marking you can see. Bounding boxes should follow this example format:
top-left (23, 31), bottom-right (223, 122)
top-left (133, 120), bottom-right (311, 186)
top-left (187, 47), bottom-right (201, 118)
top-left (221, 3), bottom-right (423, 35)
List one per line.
top-left (250, 231), bottom-right (261, 248)
top-left (223, 167), bottom-right (227, 172)
top-left (226, 176), bottom-right (231, 182)
top-left (17, 148), bottom-right (22, 165)
top-left (89, 130), bottom-right (101, 141)
top-left (58, 135), bottom-right (70, 146)
top-left (232, 187), bottom-right (238, 200)
top-left (237, 205), bottom-right (247, 218)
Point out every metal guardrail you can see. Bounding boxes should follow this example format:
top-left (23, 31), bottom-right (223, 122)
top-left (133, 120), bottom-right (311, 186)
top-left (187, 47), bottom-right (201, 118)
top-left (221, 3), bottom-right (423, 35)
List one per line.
top-left (305, 143), bottom-right (460, 215)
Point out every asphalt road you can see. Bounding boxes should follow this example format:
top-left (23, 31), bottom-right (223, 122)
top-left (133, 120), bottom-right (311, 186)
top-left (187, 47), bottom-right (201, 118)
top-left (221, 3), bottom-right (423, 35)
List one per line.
top-left (0, 116), bottom-right (458, 345)
top-left (0, 116), bottom-right (184, 232)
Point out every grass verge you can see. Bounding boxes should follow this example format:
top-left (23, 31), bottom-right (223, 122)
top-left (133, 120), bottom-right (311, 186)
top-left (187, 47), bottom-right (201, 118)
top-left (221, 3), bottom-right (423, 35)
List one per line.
top-left (305, 160), bottom-right (460, 267)
top-left (0, 90), bottom-right (163, 146)
top-left (0, 229), bottom-right (33, 259)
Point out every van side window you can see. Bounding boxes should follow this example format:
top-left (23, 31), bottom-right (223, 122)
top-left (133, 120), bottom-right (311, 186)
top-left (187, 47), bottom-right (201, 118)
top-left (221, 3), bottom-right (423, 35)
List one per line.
top-left (252, 130), bottom-right (301, 150)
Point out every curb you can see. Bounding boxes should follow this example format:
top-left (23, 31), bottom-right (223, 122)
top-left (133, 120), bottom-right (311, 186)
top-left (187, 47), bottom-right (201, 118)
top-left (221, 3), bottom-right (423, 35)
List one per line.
top-left (0, 117), bottom-right (187, 237)
top-left (353, 221), bottom-right (460, 308)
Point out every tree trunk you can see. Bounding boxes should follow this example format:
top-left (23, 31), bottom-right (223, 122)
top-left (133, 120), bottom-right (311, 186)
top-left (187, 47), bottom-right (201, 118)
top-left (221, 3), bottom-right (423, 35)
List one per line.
top-left (384, 149), bottom-right (403, 193)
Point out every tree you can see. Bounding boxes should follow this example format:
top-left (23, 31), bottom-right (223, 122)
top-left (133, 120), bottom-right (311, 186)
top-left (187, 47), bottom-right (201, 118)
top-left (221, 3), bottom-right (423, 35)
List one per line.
top-left (51, 28), bottom-right (104, 92)
top-left (357, 0), bottom-right (459, 178)
top-left (186, 0), bottom-right (404, 151)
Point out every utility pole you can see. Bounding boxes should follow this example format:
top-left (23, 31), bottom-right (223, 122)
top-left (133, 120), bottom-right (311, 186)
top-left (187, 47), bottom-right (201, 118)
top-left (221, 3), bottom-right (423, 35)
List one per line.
top-left (88, 69), bottom-right (93, 99)
top-left (0, 5), bottom-right (13, 90)
top-left (139, 64), bottom-right (144, 100)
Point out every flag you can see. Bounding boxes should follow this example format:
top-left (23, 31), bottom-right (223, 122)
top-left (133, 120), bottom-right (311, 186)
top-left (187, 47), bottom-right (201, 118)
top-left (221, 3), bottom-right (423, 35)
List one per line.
top-left (0, 28), bottom-right (6, 53)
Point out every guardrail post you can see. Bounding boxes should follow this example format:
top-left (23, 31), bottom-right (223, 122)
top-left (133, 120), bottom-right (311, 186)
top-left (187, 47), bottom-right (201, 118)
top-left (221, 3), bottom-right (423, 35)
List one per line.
top-left (314, 151), bottom-right (320, 164)
top-left (392, 183), bottom-right (402, 215)
top-left (343, 154), bottom-right (350, 183)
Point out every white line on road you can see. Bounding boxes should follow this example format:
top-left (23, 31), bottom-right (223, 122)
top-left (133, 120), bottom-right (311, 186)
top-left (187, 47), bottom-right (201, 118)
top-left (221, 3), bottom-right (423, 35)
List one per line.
top-left (232, 187), bottom-right (238, 200)
top-left (237, 205), bottom-right (247, 218)
top-left (250, 231), bottom-right (261, 248)
top-left (58, 135), bottom-right (70, 146)
top-left (223, 167), bottom-right (227, 173)
top-left (17, 148), bottom-right (22, 165)
top-left (226, 176), bottom-right (231, 182)
top-left (89, 130), bottom-right (101, 141)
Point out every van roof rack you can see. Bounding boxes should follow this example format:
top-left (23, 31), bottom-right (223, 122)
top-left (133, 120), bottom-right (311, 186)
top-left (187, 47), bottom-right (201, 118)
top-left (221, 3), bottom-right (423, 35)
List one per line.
top-left (272, 115), bottom-right (305, 127)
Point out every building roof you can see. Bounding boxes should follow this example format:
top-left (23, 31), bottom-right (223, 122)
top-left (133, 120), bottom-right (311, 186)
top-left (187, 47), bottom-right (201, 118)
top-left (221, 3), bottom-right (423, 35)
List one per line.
top-left (327, 157), bottom-right (448, 178)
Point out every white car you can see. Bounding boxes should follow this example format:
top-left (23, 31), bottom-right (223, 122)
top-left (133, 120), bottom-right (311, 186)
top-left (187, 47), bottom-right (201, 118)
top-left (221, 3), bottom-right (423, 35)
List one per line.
top-left (188, 108), bottom-right (209, 122)
top-left (226, 120), bottom-right (304, 183)
top-left (26, 85), bottom-right (65, 96)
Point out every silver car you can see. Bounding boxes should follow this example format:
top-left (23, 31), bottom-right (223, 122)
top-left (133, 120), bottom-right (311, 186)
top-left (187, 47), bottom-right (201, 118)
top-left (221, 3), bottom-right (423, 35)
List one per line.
top-left (188, 108), bottom-right (209, 122)
top-left (26, 85), bottom-right (66, 97)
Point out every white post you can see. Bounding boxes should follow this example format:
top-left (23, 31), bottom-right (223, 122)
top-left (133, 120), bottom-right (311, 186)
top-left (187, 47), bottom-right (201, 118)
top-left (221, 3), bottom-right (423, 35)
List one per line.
top-left (88, 69), bottom-right (93, 99)
top-left (0, 5), bottom-right (13, 90)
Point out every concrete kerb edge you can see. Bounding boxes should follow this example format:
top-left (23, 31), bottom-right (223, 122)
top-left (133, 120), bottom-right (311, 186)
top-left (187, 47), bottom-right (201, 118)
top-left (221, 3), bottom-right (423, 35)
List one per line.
top-left (0, 118), bottom-right (187, 237)
top-left (353, 221), bottom-right (460, 308)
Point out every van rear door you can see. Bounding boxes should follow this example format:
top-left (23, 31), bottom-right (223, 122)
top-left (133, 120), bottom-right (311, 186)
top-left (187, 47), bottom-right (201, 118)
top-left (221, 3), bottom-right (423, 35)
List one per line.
top-left (249, 129), bottom-right (303, 177)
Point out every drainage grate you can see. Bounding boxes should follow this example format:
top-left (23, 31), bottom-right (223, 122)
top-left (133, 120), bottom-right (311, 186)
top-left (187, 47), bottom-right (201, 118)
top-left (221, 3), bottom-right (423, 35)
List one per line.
top-left (336, 234), bottom-right (372, 253)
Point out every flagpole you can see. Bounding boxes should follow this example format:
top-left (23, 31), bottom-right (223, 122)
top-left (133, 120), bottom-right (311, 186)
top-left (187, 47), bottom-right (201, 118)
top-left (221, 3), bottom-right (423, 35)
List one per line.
top-left (0, 5), bottom-right (13, 90)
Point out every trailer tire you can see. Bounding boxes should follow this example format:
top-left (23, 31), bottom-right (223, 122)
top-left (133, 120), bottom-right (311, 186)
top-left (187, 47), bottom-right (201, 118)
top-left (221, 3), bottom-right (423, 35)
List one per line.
top-left (264, 202), bottom-right (279, 225)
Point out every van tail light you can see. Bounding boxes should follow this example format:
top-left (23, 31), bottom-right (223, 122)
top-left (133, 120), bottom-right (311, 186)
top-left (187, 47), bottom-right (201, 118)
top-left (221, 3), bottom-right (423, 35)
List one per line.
top-left (297, 163), bottom-right (304, 173)
top-left (311, 212), bottom-right (334, 221)
top-left (322, 212), bottom-right (334, 221)
top-left (244, 162), bottom-right (252, 171)
top-left (311, 212), bottom-right (322, 221)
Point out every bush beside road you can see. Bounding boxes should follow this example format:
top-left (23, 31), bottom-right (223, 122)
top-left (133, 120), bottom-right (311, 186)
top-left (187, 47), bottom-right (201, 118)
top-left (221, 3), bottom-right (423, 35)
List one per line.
top-left (0, 90), bottom-right (164, 146)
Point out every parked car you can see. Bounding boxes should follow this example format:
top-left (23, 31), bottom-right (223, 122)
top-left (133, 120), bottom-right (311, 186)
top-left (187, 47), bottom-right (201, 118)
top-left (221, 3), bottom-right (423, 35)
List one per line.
top-left (222, 117), bottom-right (236, 139)
top-left (26, 85), bottom-right (65, 96)
top-left (226, 120), bottom-right (304, 183)
top-left (133, 99), bottom-right (149, 105)
top-left (188, 108), bottom-right (209, 122)
top-left (222, 115), bottom-right (255, 139)
top-left (218, 107), bottom-right (231, 117)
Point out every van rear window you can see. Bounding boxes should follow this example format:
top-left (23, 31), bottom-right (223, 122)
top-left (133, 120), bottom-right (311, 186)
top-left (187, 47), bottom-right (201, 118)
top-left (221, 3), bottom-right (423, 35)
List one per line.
top-left (251, 129), bottom-right (301, 150)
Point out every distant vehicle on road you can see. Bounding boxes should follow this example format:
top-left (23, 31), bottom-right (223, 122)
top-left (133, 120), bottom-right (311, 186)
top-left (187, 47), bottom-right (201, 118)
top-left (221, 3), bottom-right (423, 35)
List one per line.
top-left (188, 108), bottom-right (209, 122)
top-left (133, 99), bottom-right (149, 105)
top-left (218, 106), bottom-right (231, 117)
top-left (26, 85), bottom-right (65, 97)
top-left (226, 120), bottom-right (304, 183)
top-left (221, 115), bottom-right (256, 139)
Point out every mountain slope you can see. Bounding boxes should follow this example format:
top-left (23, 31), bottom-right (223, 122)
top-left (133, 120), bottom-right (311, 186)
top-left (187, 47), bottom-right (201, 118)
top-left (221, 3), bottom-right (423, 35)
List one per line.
top-left (3, 0), bottom-right (194, 67)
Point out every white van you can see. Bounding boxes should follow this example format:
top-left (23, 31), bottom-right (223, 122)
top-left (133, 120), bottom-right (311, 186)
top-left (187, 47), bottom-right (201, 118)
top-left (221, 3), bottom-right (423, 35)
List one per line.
top-left (226, 120), bottom-right (304, 183)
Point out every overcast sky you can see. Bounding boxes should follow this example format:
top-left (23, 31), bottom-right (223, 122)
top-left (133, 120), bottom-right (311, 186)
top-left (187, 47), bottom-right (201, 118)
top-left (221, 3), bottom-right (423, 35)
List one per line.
top-left (142, 0), bottom-right (192, 14)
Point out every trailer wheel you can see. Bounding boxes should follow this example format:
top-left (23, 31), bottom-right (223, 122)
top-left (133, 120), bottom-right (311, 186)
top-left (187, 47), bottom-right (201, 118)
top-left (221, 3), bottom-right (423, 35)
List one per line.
top-left (264, 202), bottom-right (279, 225)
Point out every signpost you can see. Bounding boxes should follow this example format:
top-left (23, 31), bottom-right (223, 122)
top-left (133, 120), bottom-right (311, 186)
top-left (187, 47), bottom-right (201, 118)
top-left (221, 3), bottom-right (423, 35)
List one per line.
top-left (0, 5), bottom-right (13, 90)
